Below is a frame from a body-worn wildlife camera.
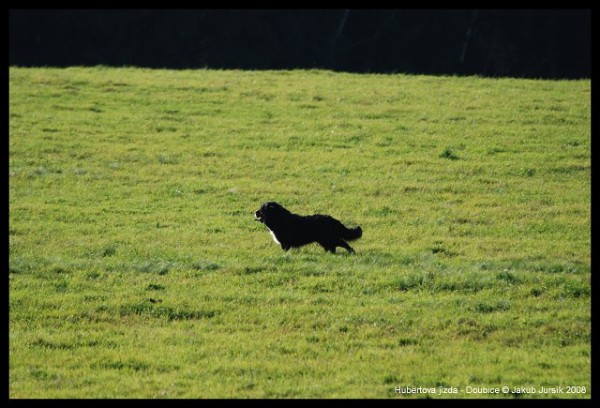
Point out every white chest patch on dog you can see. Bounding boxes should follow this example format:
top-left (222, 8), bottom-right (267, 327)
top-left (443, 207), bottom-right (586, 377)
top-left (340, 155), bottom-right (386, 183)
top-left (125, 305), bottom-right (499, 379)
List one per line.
top-left (268, 228), bottom-right (280, 245)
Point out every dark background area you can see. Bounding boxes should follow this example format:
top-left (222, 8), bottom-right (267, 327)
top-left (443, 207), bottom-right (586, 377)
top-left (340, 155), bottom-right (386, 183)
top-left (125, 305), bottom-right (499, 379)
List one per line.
top-left (9, 9), bottom-right (591, 79)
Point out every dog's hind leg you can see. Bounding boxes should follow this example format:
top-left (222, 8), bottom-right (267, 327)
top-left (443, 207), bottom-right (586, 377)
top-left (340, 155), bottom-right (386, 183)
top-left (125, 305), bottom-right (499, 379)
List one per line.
top-left (337, 241), bottom-right (355, 254)
top-left (318, 242), bottom-right (336, 253)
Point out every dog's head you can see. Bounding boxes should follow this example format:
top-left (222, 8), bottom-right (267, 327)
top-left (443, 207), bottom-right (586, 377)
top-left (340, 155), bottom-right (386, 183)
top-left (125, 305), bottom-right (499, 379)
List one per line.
top-left (254, 202), bottom-right (290, 224)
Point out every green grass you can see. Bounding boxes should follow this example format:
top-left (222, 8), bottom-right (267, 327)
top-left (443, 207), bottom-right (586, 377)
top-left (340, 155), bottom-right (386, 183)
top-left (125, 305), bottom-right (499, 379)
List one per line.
top-left (9, 67), bottom-right (590, 398)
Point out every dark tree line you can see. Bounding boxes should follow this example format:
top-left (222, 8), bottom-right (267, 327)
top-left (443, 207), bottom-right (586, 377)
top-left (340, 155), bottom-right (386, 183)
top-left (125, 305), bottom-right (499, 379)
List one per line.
top-left (9, 9), bottom-right (590, 79)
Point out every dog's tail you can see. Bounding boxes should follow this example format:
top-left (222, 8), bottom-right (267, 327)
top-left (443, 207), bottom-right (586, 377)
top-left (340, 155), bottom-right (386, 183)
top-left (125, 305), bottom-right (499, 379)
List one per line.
top-left (343, 226), bottom-right (362, 241)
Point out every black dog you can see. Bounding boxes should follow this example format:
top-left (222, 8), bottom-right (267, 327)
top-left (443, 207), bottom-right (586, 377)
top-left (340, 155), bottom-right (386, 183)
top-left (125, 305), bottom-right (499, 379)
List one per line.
top-left (254, 202), bottom-right (362, 253)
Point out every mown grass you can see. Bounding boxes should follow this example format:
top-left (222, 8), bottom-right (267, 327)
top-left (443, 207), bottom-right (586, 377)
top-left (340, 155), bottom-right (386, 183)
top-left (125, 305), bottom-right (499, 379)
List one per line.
top-left (9, 67), bottom-right (590, 398)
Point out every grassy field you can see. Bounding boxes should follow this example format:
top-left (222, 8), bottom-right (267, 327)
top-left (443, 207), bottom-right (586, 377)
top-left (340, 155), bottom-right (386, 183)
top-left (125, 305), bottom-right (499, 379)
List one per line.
top-left (9, 67), bottom-right (590, 398)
